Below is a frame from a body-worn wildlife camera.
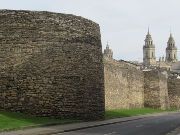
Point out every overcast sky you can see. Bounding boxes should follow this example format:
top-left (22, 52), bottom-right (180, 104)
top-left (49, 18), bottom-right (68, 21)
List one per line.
top-left (0, 0), bottom-right (180, 61)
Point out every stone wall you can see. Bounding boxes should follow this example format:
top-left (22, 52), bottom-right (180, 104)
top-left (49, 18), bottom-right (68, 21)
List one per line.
top-left (104, 59), bottom-right (171, 110)
top-left (168, 77), bottom-right (180, 109)
top-left (144, 70), bottom-right (169, 109)
top-left (0, 10), bottom-right (104, 120)
top-left (104, 59), bottom-right (144, 109)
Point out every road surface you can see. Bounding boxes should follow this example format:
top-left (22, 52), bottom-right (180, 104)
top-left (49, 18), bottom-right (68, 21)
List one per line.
top-left (55, 112), bottom-right (180, 135)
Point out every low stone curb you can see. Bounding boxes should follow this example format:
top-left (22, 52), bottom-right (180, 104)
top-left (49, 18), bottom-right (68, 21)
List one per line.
top-left (166, 127), bottom-right (180, 135)
top-left (49, 117), bottom-right (145, 135)
top-left (56, 112), bottom-right (179, 134)
top-left (0, 117), bottom-right (146, 135)
top-left (0, 111), bottom-right (178, 135)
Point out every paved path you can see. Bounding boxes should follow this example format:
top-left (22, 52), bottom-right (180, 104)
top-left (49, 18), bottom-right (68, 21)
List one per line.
top-left (1, 112), bottom-right (180, 135)
top-left (55, 112), bottom-right (180, 135)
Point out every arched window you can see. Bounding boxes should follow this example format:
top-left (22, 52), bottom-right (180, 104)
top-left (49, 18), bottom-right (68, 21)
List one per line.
top-left (174, 54), bottom-right (176, 59)
top-left (152, 52), bottom-right (154, 57)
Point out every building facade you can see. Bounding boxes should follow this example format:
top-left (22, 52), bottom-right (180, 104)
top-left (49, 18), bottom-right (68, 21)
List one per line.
top-left (143, 29), bottom-right (156, 67)
top-left (103, 42), bottom-right (113, 60)
top-left (166, 33), bottom-right (178, 63)
top-left (143, 29), bottom-right (178, 70)
top-left (103, 29), bottom-right (179, 72)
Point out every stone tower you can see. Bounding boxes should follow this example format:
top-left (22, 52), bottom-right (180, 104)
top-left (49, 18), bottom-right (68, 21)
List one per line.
top-left (143, 29), bottom-right (156, 66)
top-left (104, 42), bottom-right (113, 60)
top-left (166, 33), bottom-right (177, 63)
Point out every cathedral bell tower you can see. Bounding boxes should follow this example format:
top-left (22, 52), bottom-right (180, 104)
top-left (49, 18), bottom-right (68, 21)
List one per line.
top-left (143, 29), bottom-right (156, 66)
top-left (166, 33), bottom-right (178, 63)
top-left (103, 42), bottom-right (113, 60)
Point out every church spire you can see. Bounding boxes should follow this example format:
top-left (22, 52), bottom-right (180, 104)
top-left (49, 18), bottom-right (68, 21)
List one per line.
top-left (148, 27), bottom-right (150, 35)
top-left (104, 42), bottom-right (113, 60)
top-left (106, 41), bottom-right (109, 49)
top-left (145, 28), bottom-right (153, 47)
top-left (143, 28), bottom-right (156, 66)
top-left (166, 32), bottom-right (177, 62)
top-left (168, 32), bottom-right (175, 47)
top-left (170, 32), bottom-right (172, 38)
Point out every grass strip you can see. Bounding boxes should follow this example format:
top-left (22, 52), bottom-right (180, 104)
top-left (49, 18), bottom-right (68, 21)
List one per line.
top-left (105, 108), bottom-right (170, 119)
top-left (0, 111), bottom-right (80, 131)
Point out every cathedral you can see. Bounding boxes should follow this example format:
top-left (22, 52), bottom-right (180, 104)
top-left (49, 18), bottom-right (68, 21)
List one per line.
top-left (104, 29), bottom-right (180, 73)
top-left (143, 29), bottom-right (178, 71)
top-left (103, 42), bottom-right (113, 60)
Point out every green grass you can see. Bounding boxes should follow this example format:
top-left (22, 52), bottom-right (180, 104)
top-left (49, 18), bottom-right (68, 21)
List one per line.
top-left (0, 108), bottom-right (177, 131)
top-left (0, 111), bottom-right (80, 132)
top-left (105, 108), bottom-right (168, 119)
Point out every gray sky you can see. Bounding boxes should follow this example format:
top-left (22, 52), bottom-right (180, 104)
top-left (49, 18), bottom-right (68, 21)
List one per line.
top-left (0, 0), bottom-right (180, 61)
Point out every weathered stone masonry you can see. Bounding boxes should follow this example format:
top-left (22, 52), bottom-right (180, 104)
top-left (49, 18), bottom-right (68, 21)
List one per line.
top-left (104, 59), bottom-right (170, 110)
top-left (1, 9), bottom-right (179, 121)
top-left (168, 76), bottom-right (180, 109)
top-left (104, 59), bottom-right (144, 109)
top-left (0, 10), bottom-right (104, 120)
top-left (144, 70), bottom-right (169, 109)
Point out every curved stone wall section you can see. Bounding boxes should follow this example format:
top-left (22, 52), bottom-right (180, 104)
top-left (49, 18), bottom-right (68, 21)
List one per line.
top-left (0, 10), bottom-right (104, 120)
